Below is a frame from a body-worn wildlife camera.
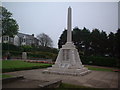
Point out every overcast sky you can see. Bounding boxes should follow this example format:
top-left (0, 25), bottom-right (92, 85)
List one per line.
top-left (2, 2), bottom-right (118, 48)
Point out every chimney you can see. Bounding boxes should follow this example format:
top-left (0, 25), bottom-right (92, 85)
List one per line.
top-left (32, 34), bottom-right (34, 37)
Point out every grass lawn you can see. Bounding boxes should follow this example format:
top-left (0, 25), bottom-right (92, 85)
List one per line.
top-left (59, 83), bottom-right (89, 88)
top-left (1, 60), bottom-right (116, 73)
top-left (0, 74), bottom-right (13, 78)
top-left (58, 83), bottom-right (101, 89)
top-left (85, 65), bottom-right (115, 72)
top-left (2, 60), bottom-right (52, 73)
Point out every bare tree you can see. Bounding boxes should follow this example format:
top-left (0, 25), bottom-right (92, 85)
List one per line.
top-left (37, 33), bottom-right (53, 47)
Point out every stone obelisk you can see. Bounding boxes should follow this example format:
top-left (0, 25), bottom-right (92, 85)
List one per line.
top-left (67, 6), bottom-right (72, 43)
top-left (43, 7), bottom-right (91, 76)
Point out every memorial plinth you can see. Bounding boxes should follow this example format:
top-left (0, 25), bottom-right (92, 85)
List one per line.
top-left (43, 7), bottom-right (91, 76)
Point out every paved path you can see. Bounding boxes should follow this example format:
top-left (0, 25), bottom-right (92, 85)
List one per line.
top-left (3, 68), bottom-right (118, 88)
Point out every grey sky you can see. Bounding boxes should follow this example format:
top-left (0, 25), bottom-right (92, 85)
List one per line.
top-left (2, 2), bottom-right (118, 48)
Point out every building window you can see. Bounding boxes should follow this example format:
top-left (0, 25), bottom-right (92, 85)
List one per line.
top-left (22, 38), bottom-right (26, 42)
top-left (3, 36), bottom-right (8, 41)
top-left (24, 39), bottom-right (25, 42)
top-left (10, 38), bottom-right (13, 42)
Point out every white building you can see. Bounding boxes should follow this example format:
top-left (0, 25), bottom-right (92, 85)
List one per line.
top-left (1, 33), bottom-right (39, 46)
top-left (2, 35), bottom-right (14, 44)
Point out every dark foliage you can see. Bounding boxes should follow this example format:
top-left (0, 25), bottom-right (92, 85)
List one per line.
top-left (58, 27), bottom-right (119, 58)
top-left (1, 6), bottom-right (19, 37)
top-left (81, 56), bottom-right (118, 67)
top-left (2, 43), bottom-right (58, 61)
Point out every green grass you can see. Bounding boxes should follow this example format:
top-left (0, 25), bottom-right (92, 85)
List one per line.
top-left (1, 60), bottom-right (116, 73)
top-left (85, 65), bottom-right (114, 72)
top-left (2, 60), bottom-right (52, 73)
top-left (0, 74), bottom-right (13, 78)
top-left (58, 83), bottom-right (102, 90)
top-left (59, 83), bottom-right (89, 88)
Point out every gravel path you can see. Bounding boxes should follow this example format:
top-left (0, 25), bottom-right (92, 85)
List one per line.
top-left (3, 67), bottom-right (119, 88)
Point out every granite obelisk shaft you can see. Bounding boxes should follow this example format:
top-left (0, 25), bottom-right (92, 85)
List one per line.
top-left (67, 7), bottom-right (72, 43)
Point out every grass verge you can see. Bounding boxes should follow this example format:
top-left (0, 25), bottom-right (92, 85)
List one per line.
top-left (0, 74), bottom-right (13, 78)
top-left (59, 83), bottom-right (89, 88)
top-left (58, 83), bottom-right (102, 90)
top-left (2, 60), bottom-right (52, 73)
top-left (85, 65), bottom-right (115, 72)
top-left (1, 60), bottom-right (116, 73)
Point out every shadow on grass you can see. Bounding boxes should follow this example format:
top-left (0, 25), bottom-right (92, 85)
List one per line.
top-left (56, 83), bottom-right (104, 90)
top-left (2, 65), bottom-right (52, 73)
top-left (85, 65), bottom-right (115, 72)
top-left (0, 74), bottom-right (13, 79)
top-left (2, 60), bottom-right (52, 73)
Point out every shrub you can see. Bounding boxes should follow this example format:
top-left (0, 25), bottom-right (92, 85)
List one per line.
top-left (27, 52), bottom-right (57, 61)
top-left (2, 43), bottom-right (22, 51)
top-left (2, 43), bottom-right (58, 60)
top-left (81, 55), bottom-right (118, 67)
top-left (21, 45), bottom-right (32, 52)
top-left (2, 50), bottom-right (22, 58)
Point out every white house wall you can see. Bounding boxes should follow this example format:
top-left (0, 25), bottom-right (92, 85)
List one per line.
top-left (14, 35), bottom-right (20, 46)
top-left (0, 36), bottom-right (2, 43)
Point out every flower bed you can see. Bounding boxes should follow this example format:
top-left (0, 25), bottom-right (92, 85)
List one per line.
top-left (24, 60), bottom-right (54, 64)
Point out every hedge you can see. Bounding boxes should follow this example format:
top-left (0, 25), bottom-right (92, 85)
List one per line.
top-left (2, 43), bottom-right (22, 51)
top-left (2, 50), bottom-right (57, 61)
top-left (27, 52), bottom-right (57, 61)
top-left (81, 55), bottom-right (118, 67)
top-left (2, 43), bottom-right (58, 54)
top-left (2, 50), bottom-right (22, 57)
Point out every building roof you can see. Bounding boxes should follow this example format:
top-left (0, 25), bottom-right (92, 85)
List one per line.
top-left (17, 33), bottom-right (34, 39)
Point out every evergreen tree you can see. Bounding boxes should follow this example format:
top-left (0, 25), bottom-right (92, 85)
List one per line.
top-left (81, 27), bottom-right (90, 55)
top-left (58, 27), bottom-right (118, 58)
top-left (108, 32), bottom-right (116, 57)
top-left (115, 29), bottom-right (120, 58)
top-left (58, 29), bottom-right (67, 49)
top-left (72, 27), bottom-right (82, 51)
top-left (90, 29), bottom-right (101, 56)
top-left (1, 6), bottom-right (19, 37)
top-left (99, 30), bottom-right (108, 56)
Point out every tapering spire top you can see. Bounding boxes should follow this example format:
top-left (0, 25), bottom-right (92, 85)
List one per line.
top-left (69, 6), bottom-right (71, 8)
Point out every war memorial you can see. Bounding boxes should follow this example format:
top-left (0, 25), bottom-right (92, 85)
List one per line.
top-left (43, 7), bottom-right (91, 76)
